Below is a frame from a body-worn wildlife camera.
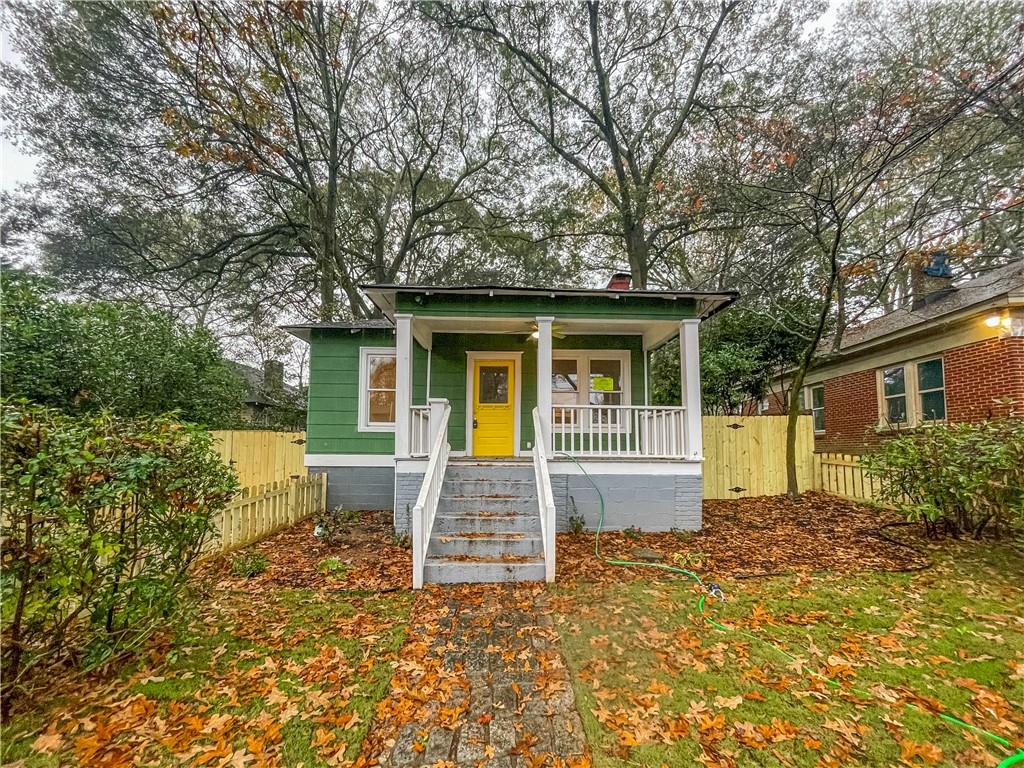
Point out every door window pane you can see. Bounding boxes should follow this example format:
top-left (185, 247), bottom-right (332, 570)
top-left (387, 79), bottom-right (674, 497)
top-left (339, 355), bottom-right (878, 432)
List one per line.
top-left (478, 366), bottom-right (509, 404)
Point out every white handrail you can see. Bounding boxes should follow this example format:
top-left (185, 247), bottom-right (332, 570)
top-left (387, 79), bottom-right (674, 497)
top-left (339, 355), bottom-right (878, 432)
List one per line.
top-left (411, 402), bottom-right (451, 589)
top-left (550, 404), bottom-right (688, 458)
top-left (532, 407), bottom-right (556, 582)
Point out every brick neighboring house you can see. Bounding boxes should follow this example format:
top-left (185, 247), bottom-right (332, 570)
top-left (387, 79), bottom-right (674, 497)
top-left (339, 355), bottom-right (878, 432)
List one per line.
top-left (760, 259), bottom-right (1024, 453)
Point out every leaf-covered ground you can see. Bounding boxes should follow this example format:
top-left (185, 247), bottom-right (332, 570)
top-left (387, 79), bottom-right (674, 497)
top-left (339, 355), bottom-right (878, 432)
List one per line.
top-left (3, 499), bottom-right (1022, 768)
top-left (553, 516), bottom-right (1024, 767)
top-left (1, 515), bottom-right (412, 768)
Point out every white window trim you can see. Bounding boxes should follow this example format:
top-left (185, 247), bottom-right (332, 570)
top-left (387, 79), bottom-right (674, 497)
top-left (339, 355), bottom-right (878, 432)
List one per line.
top-left (551, 350), bottom-right (632, 430)
top-left (358, 346), bottom-right (397, 433)
top-left (804, 384), bottom-right (825, 434)
top-left (875, 356), bottom-right (946, 429)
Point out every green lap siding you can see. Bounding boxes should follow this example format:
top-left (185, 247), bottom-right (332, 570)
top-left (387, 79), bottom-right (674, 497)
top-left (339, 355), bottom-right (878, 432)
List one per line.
top-left (306, 328), bottom-right (426, 455)
top-left (305, 327), bottom-right (645, 456)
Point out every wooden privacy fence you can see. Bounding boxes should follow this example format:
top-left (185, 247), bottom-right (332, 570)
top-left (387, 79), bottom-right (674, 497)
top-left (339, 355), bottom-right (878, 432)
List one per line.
top-left (209, 473), bottom-right (327, 554)
top-left (210, 430), bottom-right (307, 488)
top-left (702, 415), bottom-right (816, 498)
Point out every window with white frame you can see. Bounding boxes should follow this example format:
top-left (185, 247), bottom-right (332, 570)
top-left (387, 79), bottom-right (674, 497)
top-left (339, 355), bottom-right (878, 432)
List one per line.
top-left (551, 350), bottom-right (630, 424)
top-left (358, 347), bottom-right (397, 431)
top-left (809, 385), bottom-right (825, 432)
top-left (877, 357), bottom-right (946, 427)
top-left (917, 358), bottom-right (946, 421)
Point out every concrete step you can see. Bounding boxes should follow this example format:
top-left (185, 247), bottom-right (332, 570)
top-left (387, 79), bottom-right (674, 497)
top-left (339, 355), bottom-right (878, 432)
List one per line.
top-left (440, 477), bottom-right (537, 497)
top-left (444, 463), bottom-right (534, 482)
top-left (423, 556), bottom-right (546, 584)
top-left (438, 494), bottom-right (537, 515)
top-left (432, 513), bottom-right (541, 534)
top-left (428, 532), bottom-right (542, 558)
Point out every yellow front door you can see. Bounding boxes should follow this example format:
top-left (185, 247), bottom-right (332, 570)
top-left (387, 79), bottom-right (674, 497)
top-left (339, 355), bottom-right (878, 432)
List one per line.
top-left (472, 359), bottom-right (515, 456)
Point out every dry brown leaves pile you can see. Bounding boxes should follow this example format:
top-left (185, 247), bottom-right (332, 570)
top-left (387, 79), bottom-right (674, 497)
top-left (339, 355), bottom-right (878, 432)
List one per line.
top-left (557, 492), bottom-right (926, 583)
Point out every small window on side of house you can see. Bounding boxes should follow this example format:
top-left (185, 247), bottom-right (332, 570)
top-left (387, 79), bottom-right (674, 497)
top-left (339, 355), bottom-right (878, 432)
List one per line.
top-left (359, 347), bottom-right (397, 431)
top-left (882, 366), bottom-right (908, 423)
top-left (917, 358), bottom-right (946, 421)
top-left (810, 385), bottom-right (825, 432)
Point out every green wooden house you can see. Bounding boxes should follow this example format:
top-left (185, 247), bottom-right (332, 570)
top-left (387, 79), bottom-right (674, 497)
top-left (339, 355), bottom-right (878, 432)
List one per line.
top-left (286, 278), bottom-right (736, 587)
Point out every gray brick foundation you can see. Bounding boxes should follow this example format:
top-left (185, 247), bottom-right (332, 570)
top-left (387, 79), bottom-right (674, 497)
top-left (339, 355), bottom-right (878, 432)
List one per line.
top-left (550, 472), bottom-right (702, 532)
top-left (308, 465), bottom-right (395, 512)
top-left (394, 472), bottom-right (425, 534)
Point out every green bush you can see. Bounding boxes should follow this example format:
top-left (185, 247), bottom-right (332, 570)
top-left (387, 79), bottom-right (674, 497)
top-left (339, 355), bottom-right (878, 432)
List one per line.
top-left (317, 557), bottom-right (348, 577)
top-left (860, 419), bottom-right (1024, 538)
top-left (0, 400), bottom-right (238, 715)
top-left (231, 551), bottom-right (269, 578)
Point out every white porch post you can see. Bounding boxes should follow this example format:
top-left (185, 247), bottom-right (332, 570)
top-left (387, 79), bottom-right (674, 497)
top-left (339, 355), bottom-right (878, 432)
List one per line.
top-left (535, 316), bottom-right (554, 450)
top-left (679, 319), bottom-right (703, 460)
top-left (394, 313), bottom-right (413, 458)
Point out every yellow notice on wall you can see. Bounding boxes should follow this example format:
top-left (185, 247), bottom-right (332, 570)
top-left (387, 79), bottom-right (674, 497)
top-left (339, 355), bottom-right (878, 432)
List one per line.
top-left (592, 376), bottom-right (615, 391)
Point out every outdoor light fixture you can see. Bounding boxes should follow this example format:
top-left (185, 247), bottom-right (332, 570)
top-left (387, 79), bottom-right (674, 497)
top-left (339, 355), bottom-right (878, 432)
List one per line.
top-left (530, 330), bottom-right (540, 339)
top-left (985, 314), bottom-right (1002, 328)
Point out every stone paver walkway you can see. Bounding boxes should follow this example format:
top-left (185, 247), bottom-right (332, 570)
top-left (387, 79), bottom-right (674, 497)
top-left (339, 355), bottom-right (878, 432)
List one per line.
top-left (373, 584), bottom-right (588, 767)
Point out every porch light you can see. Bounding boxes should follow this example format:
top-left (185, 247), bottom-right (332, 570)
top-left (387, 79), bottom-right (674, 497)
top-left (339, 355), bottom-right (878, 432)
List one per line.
top-left (984, 314), bottom-right (1002, 328)
top-left (530, 330), bottom-right (540, 339)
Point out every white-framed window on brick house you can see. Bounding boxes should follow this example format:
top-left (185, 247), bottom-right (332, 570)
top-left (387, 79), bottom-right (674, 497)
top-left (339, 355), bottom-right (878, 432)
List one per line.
top-left (358, 347), bottom-right (397, 431)
top-left (916, 358), bottom-right (946, 421)
top-left (876, 357), bottom-right (946, 427)
top-left (796, 385), bottom-right (825, 432)
top-left (551, 350), bottom-right (630, 425)
top-left (809, 385), bottom-right (825, 433)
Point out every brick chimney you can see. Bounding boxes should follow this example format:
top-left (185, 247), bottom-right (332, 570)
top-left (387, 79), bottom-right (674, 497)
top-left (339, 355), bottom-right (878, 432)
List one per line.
top-left (910, 250), bottom-right (954, 311)
top-left (263, 359), bottom-right (284, 395)
top-left (607, 272), bottom-right (632, 290)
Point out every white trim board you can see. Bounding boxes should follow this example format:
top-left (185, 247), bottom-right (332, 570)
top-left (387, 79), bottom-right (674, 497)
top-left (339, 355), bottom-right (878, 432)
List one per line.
top-left (548, 460), bottom-right (702, 476)
top-left (465, 351), bottom-right (524, 458)
top-left (305, 453), bottom-right (395, 467)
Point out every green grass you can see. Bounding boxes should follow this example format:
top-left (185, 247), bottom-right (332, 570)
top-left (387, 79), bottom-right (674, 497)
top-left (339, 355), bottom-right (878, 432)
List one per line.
top-left (556, 541), bottom-right (1024, 767)
top-left (1, 588), bottom-right (412, 767)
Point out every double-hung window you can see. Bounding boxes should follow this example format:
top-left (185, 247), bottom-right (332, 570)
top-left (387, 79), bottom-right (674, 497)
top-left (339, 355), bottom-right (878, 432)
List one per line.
top-left (358, 347), bottom-right (397, 431)
top-left (878, 357), bottom-right (945, 427)
top-left (917, 358), bottom-right (946, 421)
top-left (796, 385), bottom-right (825, 432)
top-left (550, 350), bottom-right (630, 426)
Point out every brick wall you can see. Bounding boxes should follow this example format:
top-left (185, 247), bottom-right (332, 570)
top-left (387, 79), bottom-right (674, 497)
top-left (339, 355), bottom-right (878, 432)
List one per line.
top-left (817, 369), bottom-right (880, 452)
top-left (812, 336), bottom-right (1024, 452)
top-left (944, 336), bottom-right (1024, 422)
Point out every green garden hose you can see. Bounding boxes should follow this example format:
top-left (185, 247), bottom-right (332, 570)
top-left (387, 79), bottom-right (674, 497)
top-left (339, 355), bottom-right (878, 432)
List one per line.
top-left (556, 451), bottom-right (1024, 767)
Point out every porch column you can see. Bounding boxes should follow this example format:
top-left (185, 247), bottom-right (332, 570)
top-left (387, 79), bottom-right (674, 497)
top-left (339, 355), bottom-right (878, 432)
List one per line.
top-left (535, 316), bottom-right (554, 450)
top-left (679, 319), bottom-right (703, 460)
top-left (394, 313), bottom-right (413, 458)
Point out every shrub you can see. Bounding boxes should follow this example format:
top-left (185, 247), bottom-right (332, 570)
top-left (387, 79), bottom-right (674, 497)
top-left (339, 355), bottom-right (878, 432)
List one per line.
top-left (623, 525), bottom-right (643, 540)
top-left (313, 509), bottom-right (360, 543)
top-left (0, 400), bottom-right (238, 715)
top-left (567, 514), bottom-right (586, 535)
top-left (231, 551), bottom-right (269, 578)
top-left (317, 557), bottom-right (348, 577)
top-left (860, 419), bottom-right (1024, 538)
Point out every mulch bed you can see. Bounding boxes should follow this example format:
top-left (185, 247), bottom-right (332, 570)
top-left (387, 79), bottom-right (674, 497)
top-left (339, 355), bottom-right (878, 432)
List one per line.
top-left (556, 492), bottom-right (928, 583)
top-left (199, 511), bottom-right (412, 592)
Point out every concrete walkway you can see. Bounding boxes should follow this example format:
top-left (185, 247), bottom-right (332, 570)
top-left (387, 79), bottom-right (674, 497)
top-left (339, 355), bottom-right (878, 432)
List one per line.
top-left (375, 584), bottom-right (588, 767)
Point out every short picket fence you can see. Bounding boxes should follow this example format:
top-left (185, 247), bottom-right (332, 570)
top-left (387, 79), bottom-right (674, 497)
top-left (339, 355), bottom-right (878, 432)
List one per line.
top-left (209, 473), bottom-right (326, 554)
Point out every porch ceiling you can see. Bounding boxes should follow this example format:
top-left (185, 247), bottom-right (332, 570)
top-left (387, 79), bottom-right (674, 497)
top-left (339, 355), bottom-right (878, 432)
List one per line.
top-left (410, 315), bottom-right (684, 350)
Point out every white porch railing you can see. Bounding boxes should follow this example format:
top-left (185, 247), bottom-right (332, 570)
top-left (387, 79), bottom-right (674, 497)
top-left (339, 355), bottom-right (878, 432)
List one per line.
top-left (410, 405), bottom-right (431, 456)
top-left (411, 400), bottom-right (451, 590)
top-left (551, 405), bottom-right (687, 458)
top-left (531, 407), bottom-right (556, 582)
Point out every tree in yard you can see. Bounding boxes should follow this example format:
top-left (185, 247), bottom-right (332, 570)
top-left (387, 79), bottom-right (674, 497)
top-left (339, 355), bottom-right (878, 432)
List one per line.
top-left (727, 15), bottom-right (1023, 497)
top-left (0, 270), bottom-right (246, 425)
top-left (424, 0), bottom-right (815, 288)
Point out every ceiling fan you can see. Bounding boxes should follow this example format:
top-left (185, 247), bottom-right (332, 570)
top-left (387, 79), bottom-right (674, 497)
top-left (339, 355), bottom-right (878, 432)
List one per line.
top-left (529, 321), bottom-right (567, 339)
